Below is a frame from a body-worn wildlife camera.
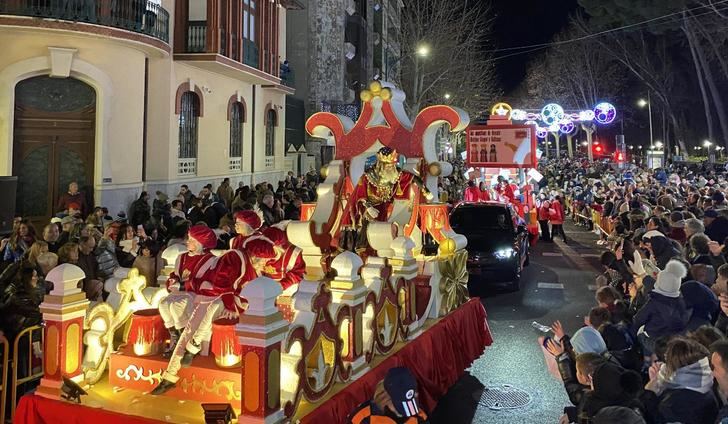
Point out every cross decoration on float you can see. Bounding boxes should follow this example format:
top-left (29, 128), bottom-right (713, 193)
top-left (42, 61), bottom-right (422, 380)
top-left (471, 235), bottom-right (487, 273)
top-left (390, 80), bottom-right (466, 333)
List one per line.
top-left (465, 103), bottom-right (538, 168)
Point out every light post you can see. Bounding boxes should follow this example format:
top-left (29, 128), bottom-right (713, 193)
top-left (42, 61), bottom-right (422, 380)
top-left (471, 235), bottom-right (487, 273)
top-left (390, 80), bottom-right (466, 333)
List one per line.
top-left (384, 43), bottom-right (430, 82)
top-left (704, 140), bottom-right (713, 162)
top-left (638, 93), bottom-right (654, 157)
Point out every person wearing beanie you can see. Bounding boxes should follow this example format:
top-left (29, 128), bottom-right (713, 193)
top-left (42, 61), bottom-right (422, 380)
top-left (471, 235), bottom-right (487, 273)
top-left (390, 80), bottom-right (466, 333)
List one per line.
top-left (348, 367), bottom-right (429, 423)
top-left (153, 225), bottom-right (259, 395)
top-left (632, 260), bottom-right (689, 356)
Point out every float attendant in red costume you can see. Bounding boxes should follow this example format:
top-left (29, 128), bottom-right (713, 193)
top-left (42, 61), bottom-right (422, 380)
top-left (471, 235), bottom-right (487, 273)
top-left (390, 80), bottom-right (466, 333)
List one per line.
top-left (343, 147), bottom-right (433, 251)
top-left (152, 225), bottom-right (261, 395)
top-left (262, 226), bottom-right (305, 290)
top-left (230, 210), bottom-right (264, 250)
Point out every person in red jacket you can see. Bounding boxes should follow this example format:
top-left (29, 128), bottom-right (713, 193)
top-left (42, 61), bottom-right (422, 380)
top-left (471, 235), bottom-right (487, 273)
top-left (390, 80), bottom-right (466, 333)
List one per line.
top-left (478, 181), bottom-right (491, 202)
top-left (496, 176), bottom-right (515, 203)
top-left (537, 194), bottom-right (552, 242)
top-left (262, 226), bottom-right (305, 290)
top-left (550, 195), bottom-right (568, 243)
top-left (463, 180), bottom-right (480, 202)
top-left (152, 225), bottom-right (264, 395)
top-left (230, 210), bottom-right (263, 250)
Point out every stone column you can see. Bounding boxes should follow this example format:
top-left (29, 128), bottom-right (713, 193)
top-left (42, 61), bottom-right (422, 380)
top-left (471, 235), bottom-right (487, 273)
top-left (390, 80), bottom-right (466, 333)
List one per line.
top-left (237, 277), bottom-right (289, 424)
top-left (36, 264), bottom-right (90, 399)
top-left (329, 251), bottom-right (368, 378)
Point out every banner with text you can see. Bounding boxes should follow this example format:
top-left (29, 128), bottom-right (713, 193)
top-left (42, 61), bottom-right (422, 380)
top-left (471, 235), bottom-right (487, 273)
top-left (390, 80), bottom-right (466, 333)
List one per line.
top-left (466, 124), bottom-right (537, 168)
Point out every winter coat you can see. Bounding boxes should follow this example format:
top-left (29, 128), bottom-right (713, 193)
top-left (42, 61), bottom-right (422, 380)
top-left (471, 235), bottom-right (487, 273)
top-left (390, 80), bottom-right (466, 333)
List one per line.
top-left (56, 191), bottom-right (87, 216)
top-left (632, 292), bottom-right (689, 340)
top-left (0, 279), bottom-right (45, 340)
top-left (217, 182), bottom-right (234, 208)
top-left (680, 280), bottom-right (719, 331)
top-left (649, 236), bottom-right (682, 270)
top-left (579, 362), bottom-right (644, 422)
top-left (549, 200), bottom-right (564, 225)
top-left (642, 358), bottom-right (717, 424)
top-left (129, 198), bottom-right (151, 227)
top-left (95, 238), bottom-right (119, 280)
top-left (707, 217), bottom-right (728, 244)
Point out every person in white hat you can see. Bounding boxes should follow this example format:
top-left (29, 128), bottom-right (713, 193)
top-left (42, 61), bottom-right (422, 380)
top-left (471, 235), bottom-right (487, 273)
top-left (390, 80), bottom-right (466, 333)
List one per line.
top-left (632, 260), bottom-right (689, 359)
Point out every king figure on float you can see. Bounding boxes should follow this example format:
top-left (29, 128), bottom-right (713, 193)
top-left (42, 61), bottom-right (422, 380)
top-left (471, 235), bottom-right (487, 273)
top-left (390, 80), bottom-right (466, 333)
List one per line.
top-left (343, 146), bottom-right (433, 251)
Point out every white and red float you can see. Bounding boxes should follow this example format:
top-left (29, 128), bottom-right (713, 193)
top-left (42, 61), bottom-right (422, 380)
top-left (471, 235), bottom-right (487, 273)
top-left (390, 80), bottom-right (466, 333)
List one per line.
top-left (16, 82), bottom-right (492, 424)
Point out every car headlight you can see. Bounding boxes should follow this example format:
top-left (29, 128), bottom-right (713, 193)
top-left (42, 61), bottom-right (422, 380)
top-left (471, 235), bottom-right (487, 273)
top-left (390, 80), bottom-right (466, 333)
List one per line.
top-left (494, 247), bottom-right (515, 259)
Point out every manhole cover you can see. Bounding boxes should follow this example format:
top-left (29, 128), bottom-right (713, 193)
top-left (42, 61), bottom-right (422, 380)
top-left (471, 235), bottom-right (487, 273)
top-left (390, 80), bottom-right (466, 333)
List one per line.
top-left (479, 385), bottom-right (532, 410)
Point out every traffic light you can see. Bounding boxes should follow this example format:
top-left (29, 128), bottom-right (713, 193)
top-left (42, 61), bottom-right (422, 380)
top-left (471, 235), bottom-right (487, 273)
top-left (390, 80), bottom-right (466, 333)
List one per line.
top-left (595, 145), bottom-right (603, 153)
top-left (617, 152), bottom-right (624, 162)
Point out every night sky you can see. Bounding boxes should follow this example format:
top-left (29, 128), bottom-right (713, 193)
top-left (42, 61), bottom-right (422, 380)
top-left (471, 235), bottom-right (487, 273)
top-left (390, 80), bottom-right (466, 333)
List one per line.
top-left (491, 0), bottom-right (580, 96)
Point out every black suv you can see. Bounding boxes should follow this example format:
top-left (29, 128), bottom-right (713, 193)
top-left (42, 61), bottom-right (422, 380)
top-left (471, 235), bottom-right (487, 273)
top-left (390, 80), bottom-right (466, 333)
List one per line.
top-left (450, 201), bottom-right (530, 293)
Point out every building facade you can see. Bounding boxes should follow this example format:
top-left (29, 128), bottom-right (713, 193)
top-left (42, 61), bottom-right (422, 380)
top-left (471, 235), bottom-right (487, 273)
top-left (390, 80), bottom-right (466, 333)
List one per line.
top-left (284, 0), bottom-right (402, 171)
top-left (0, 0), bottom-right (298, 224)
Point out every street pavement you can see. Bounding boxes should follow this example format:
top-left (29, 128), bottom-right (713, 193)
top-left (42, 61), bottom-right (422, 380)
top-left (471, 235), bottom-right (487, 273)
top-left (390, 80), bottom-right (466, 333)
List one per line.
top-left (430, 221), bottom-right (604, 424)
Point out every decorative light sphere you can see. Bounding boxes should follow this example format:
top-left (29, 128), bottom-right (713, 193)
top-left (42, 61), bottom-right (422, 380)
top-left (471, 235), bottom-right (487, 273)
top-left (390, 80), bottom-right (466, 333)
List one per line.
top-left (593, 102), bottom-right (617, 125)
top-left (510, 109), bottom-right (528, 121)
top-left (559, 120), bottom-right (575, 134)
top-left (578, 110), bottom-right (596, 122)
top-left (541, 103), bottom-right (565, 126)
top-left (536, 127), bottom-right (548, 139)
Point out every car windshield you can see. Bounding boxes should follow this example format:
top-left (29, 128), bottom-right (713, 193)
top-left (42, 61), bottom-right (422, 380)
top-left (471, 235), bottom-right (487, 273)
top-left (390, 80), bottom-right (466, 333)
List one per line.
top-left (451, 206), bottom-right (513, 232)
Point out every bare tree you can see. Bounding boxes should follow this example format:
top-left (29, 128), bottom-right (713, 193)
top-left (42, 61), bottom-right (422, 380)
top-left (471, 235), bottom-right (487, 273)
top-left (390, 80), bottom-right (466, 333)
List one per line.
top-left (398, 0), bottom-right (501, 118)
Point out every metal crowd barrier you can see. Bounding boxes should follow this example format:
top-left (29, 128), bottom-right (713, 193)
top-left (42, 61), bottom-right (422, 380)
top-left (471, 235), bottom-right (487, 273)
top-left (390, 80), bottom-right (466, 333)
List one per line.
top-left (0, 334), bottom-right (8, 423)
top-left (10, 325), bottom-right (44, 421)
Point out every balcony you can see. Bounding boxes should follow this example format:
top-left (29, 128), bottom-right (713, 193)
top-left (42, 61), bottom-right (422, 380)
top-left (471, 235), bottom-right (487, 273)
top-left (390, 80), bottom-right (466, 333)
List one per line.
top-left (174, 0), bottom-right (291, 90)
top-left (0, 0), bottom-right (170, 48)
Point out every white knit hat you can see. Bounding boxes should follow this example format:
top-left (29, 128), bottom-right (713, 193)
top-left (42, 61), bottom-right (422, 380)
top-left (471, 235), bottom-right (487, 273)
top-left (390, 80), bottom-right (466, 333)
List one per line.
top-left (653, 260), bottom-right (687, 298)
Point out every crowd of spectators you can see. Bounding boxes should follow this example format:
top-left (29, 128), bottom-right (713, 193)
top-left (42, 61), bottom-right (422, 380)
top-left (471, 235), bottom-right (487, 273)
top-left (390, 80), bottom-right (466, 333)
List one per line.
top-left (539, 157), bottom-right (728, 424)
top-left (0, 170), bottom-right (320, 344)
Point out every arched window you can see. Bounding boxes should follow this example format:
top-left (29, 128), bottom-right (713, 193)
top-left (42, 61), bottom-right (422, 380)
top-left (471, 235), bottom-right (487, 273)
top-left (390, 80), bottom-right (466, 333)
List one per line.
top-left (229, 102), bottom-right (244, 157)
top-left (178, 91), bottom-right (200, 159)
top-left (265, 108), bottom-right (276, 157)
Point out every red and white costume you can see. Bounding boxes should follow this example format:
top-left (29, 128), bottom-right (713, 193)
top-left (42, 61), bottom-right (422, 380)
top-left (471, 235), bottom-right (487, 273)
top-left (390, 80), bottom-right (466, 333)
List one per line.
top-left (230, 210), bottom-right (264, 250)
top-left (158, 225), bottom-right (259, 383)
top-left (261, 226), bottom-right (305, 290)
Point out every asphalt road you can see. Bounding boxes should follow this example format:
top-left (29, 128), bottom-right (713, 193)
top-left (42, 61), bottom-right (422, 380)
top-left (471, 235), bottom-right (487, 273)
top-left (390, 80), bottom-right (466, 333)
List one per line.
top-left (430, 221), bottom-right (604, 424)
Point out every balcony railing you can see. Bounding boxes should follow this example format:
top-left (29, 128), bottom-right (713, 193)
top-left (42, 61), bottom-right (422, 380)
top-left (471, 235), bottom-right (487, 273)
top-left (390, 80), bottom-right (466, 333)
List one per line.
top-left (177, 158), bottom-right (197, 176)
top-left (229, 157), bottom-right (242, 172)
top-left (0, 0), bottom-right (170, 43)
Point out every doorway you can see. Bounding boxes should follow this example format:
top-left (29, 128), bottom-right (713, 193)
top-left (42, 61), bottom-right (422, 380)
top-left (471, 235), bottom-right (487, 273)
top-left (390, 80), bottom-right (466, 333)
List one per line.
top-left (13, 76), bottom-right (96, 228)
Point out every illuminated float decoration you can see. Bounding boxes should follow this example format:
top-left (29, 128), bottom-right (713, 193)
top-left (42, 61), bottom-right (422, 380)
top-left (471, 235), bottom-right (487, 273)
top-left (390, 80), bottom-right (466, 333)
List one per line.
top-left (508, 102), bottom-right (618, 138)
top-left (27, 81), bottom-right (486, 424)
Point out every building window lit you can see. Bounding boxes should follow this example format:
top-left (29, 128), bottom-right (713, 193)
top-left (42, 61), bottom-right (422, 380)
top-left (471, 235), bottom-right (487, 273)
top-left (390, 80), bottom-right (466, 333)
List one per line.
top-left (265, 109), bottom-right (276, 157)
top-left (229, 102), bottom-right (244, 157)
top-left (178, 91), bottom-right (200, 159)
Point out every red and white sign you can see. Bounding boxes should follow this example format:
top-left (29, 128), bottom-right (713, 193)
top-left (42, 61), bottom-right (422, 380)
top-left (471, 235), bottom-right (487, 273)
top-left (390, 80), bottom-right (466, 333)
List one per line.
top-left (466, 123), bottom-right (537, 168)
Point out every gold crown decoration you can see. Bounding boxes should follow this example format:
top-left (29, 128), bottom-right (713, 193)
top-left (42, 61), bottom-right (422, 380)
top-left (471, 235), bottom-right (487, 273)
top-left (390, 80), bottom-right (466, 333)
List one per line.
top-left (377, 147), bottom-right (399, 164)
top-left (360, 81), bottom-right (392, 103)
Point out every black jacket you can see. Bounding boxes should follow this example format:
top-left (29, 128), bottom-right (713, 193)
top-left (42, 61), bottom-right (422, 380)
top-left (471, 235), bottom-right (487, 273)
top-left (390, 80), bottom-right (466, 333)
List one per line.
top-left (130, 198), bottom-right (151, 227)
top-left (642, 387), bottom-right (718, 424)
top-left (632, 292), bottom-right (689, 340)
top-left (707, 217), bottom-right (728, 244)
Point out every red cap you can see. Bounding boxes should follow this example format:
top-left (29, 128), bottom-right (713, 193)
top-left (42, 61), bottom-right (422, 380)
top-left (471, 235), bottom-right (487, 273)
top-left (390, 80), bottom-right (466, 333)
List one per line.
top-left (188, 225), bottom-right (217, 249)
top-left (245, 238), bottom-right (276, 259)
top-left (234, 210), bottom-right (262, 231)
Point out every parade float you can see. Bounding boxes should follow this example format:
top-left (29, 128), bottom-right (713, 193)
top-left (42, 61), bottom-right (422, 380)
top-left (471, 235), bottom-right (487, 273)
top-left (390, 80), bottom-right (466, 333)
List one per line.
top-left (14, 81), bottom-right (492, 424)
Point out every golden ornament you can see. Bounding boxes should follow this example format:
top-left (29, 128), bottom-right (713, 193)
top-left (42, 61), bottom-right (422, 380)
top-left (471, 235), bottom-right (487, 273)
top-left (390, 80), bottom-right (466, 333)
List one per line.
top-left (380, 88), bottom-right (392, 101)
top-left (320, 165), bottom-right (329, 179)
top-left (438, 237), bottom-right (457, 256)
top-left (360, 90), bottom-right (373, 102)
top-left (438, 250), bottom-right (469, 315)
top-left (428, 162), bottom-right (442, 176)
top-left (369, 81), bottom-right (382, 94)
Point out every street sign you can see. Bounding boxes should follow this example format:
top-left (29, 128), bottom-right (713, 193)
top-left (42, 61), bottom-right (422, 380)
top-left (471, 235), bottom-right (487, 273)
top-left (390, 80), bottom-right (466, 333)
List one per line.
top-left (466, 123), bottom-right (537, 168)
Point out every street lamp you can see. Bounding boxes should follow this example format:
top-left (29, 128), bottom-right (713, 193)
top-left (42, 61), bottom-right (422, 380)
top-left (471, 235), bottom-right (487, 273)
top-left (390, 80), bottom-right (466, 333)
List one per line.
top-left (416, 44), bottom-right (430, 58)
top-left (638, 93), bottom-right (655, 155)
top-left (444, 93), bottom-right (451, 100)
top-left (655, 141), bottom-right (664, 149)
top-left (704, 140), bottom-right (713, 161)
